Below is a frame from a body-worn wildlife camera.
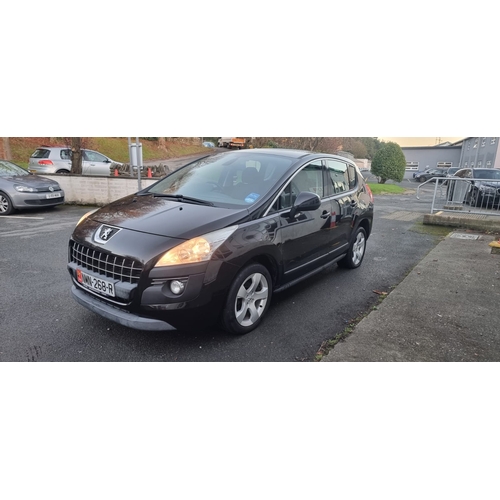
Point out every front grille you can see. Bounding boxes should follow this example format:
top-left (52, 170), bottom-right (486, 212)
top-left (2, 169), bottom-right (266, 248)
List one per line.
top-left (70, 241), bottom-right (143, 284)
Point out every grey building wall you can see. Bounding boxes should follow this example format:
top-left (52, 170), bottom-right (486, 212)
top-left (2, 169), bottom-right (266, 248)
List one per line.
top-left (401, 146), bottom-right (462, 170)
top-left (458, 137), bottom-right (499, 169)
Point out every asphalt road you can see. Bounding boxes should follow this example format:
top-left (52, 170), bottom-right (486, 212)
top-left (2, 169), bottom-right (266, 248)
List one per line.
top-left (0, 183), bottom-right (441, 362)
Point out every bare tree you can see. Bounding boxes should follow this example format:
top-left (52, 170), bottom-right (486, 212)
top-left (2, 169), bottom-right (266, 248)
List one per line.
top-left (2, 138), bottom-right (12, 160)
top-left (71, 137), bottom-right (83, 174)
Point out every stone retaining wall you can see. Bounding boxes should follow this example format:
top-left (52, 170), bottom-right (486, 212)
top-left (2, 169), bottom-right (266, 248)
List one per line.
top-left (43, 175), bottom-right (157, 206)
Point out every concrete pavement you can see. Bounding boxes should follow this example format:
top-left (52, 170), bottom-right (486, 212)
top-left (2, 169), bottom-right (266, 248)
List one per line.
top-left (322, 231), bottom-right (500, 361)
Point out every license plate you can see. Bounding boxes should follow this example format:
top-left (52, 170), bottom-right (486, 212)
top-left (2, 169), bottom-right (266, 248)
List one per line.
top-left (76, 269), bottom-right (115, 297)
top-left (46, 192), bottom-right (62, 199)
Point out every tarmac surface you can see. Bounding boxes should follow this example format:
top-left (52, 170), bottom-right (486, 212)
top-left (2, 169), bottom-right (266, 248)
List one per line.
top-left (322, 231), bottom-right (500, 361)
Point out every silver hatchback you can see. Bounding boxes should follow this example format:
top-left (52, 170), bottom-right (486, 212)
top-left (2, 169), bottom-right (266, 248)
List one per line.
top-left (29, 146), bottom-right (122, 176)
top-left (0, 160), bottom-right (64, 215)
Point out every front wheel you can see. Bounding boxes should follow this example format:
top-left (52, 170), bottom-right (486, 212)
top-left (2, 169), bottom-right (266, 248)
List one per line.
top-left (0, 191), bottom-right (14, 215)
top-left (418, 176), bottom-right (425, 182)
top-left (338, 227), bottom-right (367, 269)
top-left (221, 263), bottom-right (272, 335)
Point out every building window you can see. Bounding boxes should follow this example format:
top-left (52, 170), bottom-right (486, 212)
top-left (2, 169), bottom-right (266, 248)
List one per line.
top-left (473, 139), bottom-right (478, 148)
top-left (437, 162), bottom-right (452, 169)
top-left (486, 160), bottom-right (492, 166)
top-left (492, 138), bottom-right (497, 145)
top-left (405, 161), bottom-right (419, 170)
top-left (481, 138), bottom-right (486, 147)
top-left (478, 161), bottom-right (482, 167)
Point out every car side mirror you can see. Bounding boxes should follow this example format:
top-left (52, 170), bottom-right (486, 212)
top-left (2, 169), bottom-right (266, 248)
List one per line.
top-left (289, 191), bottom-right (321, 219)
top-left (104, 159), bottom-right (111, 163)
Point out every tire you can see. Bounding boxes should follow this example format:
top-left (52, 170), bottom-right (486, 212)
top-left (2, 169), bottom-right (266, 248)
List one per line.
top-left (418, 176), bottom-right (425, 182)
top-left (0, 191), bottom-right (14, 215)
top-left (56, 169), bottom-right (70, 174)
top-left (470, 189), bottom-right (482, 208)
top-left (338, 227), bottom-right (367, 269)
top-left (221, 263), bottom-right (272, 335)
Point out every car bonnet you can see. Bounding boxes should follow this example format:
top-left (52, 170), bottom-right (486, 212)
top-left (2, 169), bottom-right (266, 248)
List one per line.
top-left (89, 194), bottom-right (249, 240)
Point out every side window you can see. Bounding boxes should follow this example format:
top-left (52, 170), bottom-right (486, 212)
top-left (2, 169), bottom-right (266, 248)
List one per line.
top-left (347, 164), bottom-right (357, 189)
top-left (270, 182), bottom-right (294, 213)
top-left (269, 161), bottom-right (324, 212)
top-left (60, 149), bottom-right (72, 160)
top-left (326, 160), bottom-right (349, 195)
top-left (293, 161), bottom-right (324, 197)
top-left (85, 151), bottom-right (107, 162)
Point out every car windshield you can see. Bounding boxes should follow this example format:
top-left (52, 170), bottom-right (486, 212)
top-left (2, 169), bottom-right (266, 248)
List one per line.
top-left (0, 161), bottom-right (29, 177)
top-left (146, 152), bottom-right (295, 208)
top-left (473, 169), bottom-right (500, 180)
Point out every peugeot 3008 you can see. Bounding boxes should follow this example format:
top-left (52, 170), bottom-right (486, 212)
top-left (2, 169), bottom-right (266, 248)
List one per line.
top-left (68, 149), bottom-right (374, 335)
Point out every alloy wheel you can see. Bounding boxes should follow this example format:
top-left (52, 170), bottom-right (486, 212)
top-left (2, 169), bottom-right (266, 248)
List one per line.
top-left (234, 272), bottom-right (269, 327)
top-left (352, 231), bottom-right (366, 266)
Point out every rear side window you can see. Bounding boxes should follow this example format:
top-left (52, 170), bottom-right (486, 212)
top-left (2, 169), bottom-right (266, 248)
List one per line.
top-left (60, 149), bottom-right (72, 160)
top-left (347, 164), bottom-right (357, 189)
top-left (31, 149), bottom-right (50, 159)
top-left (326, 160), bottom-right (349, 194)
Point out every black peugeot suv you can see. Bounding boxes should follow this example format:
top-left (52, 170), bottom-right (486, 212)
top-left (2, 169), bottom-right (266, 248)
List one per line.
top-left (68, 148), bottom-right (374, 335)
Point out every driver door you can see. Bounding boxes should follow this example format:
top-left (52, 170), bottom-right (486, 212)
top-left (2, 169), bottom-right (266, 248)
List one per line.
top-left (274, 161), bottom-right (336, 280)
top-left (82, 150), bottom-right (112, 176)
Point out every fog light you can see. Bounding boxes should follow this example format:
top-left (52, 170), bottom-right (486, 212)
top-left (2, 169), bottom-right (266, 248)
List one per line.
top-left (170, 280), bottom-right (185, 295)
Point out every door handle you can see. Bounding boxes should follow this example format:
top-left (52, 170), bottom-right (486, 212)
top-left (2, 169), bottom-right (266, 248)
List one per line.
top-left (320, 211), bottom-right (330, 219)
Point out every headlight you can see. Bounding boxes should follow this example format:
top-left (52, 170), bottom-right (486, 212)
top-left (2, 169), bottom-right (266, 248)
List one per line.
top-left (76, 208), bottom-right (99, 226)
top-left (14, 185), bottom-right (36, 192)
top-left (155, 226), bottom-right (238, 267)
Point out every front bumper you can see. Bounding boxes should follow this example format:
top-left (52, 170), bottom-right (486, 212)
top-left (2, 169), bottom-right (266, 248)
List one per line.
top-left (12, 191), bottom-right (65, 208)
top-left (71, 285), bottom-right (176, 331)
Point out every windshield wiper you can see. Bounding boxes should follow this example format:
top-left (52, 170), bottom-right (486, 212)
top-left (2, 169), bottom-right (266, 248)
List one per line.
top-left (152, 193), bottom-right (214, 206)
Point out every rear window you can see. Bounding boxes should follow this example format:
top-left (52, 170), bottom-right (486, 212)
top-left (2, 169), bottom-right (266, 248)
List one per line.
top-left (31, 149), bottom-right (50, 159)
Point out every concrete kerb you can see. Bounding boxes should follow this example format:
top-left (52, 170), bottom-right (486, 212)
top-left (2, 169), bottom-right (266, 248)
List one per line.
top-left (321, 231), bottom-right (500, 362)
top-left (423, 212), bottom-right (500, 233)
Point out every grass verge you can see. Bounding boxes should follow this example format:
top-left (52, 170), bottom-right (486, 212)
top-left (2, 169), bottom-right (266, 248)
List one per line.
top-left (409, 222), bottom-right (452, 237)
top-left (368, 183), bottom-right (407, 195)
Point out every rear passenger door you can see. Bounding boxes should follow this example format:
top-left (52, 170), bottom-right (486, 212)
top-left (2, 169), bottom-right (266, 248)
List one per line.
top-left (324, 159), bottom-right (356, 249)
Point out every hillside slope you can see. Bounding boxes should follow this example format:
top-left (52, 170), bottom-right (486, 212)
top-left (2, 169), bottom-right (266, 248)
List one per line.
top-left (5, 138), bottom-right (208, 167)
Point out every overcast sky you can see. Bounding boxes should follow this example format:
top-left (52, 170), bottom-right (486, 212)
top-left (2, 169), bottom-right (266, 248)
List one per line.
top-left (379, 137), bottom-right (464, 147)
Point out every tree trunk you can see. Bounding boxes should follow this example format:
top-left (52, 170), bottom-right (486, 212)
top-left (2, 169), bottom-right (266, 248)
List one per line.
top-left (2, 137), bottom-right (12, 160)
top-left (71, 137), bottom-right (83, 174)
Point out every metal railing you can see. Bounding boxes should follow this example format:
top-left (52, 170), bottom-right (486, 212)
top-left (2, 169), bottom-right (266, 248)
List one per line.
top-left (416, 176), bottom-right (500, 216)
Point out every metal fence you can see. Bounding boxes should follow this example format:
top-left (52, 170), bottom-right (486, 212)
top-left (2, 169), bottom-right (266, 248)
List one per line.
top-left (416, 177), bottom-right (500, 216)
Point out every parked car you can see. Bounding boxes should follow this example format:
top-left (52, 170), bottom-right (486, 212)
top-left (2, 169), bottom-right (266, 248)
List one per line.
top-left (202, 141), bottom-right (215, 148)
top-left (0, 160), bottom-right (64, 215)
top-left (446, 166), bottom-right (460, 177)
top-left (412, 168), bottom-right (447, 183)
top-left (29, 146), bottom-right (122, 176)
top-left (448, 168), bottom-right (500, 207)
top-left (68, 149), bottom-right (374, 335)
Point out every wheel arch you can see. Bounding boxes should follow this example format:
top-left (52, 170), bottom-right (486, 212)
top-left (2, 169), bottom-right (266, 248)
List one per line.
top-left (355, 217), bottom-right (371, 239)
